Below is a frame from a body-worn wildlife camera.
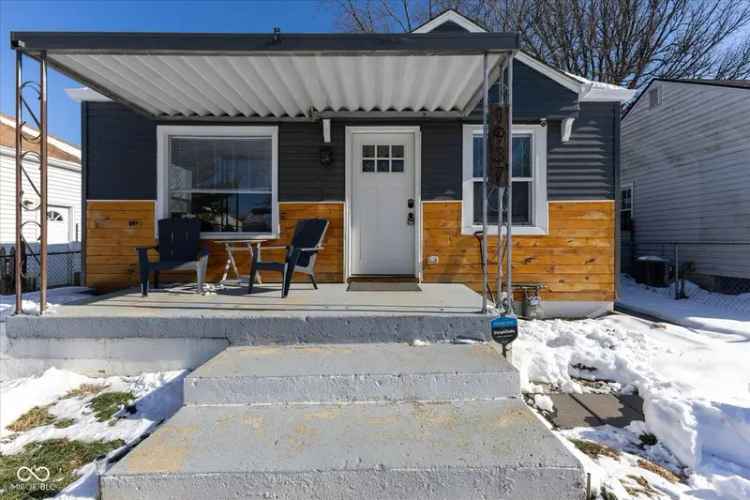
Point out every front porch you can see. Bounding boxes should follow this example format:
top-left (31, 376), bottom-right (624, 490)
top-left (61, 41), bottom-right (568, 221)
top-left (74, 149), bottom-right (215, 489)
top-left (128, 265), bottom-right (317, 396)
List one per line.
top-left (7, 282), bottom-right (488, 341)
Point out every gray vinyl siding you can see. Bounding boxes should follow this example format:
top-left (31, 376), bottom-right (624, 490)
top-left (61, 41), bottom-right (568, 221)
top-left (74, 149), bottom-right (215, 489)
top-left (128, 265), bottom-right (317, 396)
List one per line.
top-left (621, 81), bottom-right (750, 279)
top-left (421, 122), bottom-right (462, 199)
top-left (466, 60), bottom-right (579, 122)
top-left (428, 21), bottom-right (469, 33)
top-left (85, 102), bottom-right (156, 200)
top-left (84, 95), bottom-right (617, 204)
top-left (512, 61), bottom-right (579, 121)
top-left (547, 102), bottom-right (618, 200)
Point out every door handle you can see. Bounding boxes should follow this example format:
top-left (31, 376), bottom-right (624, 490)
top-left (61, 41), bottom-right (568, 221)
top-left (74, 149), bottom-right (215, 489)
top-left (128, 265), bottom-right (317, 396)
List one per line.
top-left (407, 212), bottom-right (415, 226)
top-left (407, 198), bottom-right (415, 209)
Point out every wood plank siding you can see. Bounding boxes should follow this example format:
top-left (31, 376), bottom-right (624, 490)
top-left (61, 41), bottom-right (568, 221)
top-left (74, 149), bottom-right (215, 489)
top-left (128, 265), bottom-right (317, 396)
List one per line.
top-left (422, 201), bottom-right (615, 301)
top-left (87, 199), bottom-right (614, 300)
top-left (85, 201), bottom-right (343, 291)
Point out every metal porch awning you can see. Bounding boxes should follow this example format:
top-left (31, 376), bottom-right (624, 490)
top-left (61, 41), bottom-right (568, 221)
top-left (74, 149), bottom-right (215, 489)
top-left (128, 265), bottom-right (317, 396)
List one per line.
top-left (11, 31), bottom-right (519, 119)
top-left (10, 30), bottom-right (518, 315)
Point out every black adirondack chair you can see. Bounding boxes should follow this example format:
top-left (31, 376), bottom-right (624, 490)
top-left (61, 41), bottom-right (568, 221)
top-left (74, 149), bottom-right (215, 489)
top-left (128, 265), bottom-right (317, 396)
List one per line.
top-left (249, 219), bottom-right (329, 297)
top-left (137, 218), bottom-right (209, 296)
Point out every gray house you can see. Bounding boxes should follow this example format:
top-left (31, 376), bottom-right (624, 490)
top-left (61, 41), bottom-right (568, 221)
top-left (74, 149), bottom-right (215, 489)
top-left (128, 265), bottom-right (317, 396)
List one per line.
top-left (621, 79), bottom-right (750, 292)
top-left (47, 9), bottom-right (635, 317)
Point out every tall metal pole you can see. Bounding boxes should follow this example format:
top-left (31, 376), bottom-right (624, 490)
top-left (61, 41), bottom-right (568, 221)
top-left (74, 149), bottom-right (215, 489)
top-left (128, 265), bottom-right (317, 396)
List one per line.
top-left (481, 53), bottom-right (489, 313)
top-left (495, 57), bottom-right (507, 311)
top-left (39, 51), bottom-right (49, 313)
top-left (14, 50), bottom-right (23, 314)
top-left (506, 54), bottom-right (514, 313)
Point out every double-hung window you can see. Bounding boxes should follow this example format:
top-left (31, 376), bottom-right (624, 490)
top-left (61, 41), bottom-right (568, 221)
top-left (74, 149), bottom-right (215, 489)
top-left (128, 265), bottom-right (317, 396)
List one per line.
top-left (157, 126), bottom-right (279, 238)
top-left (462, 124), bottom-right (548, 235)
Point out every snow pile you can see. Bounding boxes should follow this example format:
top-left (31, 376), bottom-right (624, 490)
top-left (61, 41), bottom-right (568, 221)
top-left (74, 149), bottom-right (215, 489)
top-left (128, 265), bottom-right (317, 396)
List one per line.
top-left (514, 314), bottom-right (750, 498)
top-left (1, 367), bottom-right (185, 499)
top-left (0, 286), bottom-right (93, 322)
top-left (618, 275), bottom-right (750, 336)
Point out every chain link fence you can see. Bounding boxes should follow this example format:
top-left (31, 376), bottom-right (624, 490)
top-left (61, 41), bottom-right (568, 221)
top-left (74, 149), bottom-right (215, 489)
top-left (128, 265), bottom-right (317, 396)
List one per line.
top-left (622, 240), bottom-right (750, 298)
top-left (0, 244), bottom-right (81, 293)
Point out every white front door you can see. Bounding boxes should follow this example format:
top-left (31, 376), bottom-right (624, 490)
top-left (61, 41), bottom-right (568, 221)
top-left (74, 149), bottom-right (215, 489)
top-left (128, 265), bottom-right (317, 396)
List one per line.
top-left (351, 131), bottom-right (416, 275)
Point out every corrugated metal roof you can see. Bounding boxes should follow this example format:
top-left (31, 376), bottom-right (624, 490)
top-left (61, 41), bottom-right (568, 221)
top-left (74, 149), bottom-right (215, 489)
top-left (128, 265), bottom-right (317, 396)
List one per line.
top-left (50, 52), bottom-right (505, 118)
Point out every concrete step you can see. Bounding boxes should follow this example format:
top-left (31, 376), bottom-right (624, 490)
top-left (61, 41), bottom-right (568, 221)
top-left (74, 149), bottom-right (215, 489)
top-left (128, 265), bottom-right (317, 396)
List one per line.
top-left (184, 342), bottom-right (519, 405)
top-left (101, 400), bottom-right (585, 500)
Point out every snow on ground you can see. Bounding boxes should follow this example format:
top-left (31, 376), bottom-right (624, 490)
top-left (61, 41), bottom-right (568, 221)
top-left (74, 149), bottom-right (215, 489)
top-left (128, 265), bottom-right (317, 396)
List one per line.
top-left (0, 287), bottom-right (94, 322)
top-left (514, 291), bottom-right (750, 499)
top-left (618, 274), bottom-right (750, 337)
top-left (0, 368), bottom-right (185, 499)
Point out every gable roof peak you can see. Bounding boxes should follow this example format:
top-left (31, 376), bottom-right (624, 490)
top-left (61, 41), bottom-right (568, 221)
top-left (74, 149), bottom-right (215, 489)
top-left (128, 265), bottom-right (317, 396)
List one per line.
top-left (412, 9), bottom-right (487, 33)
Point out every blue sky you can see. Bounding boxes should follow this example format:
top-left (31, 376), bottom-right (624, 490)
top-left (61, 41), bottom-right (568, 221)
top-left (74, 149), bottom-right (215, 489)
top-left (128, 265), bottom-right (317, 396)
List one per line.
top-left (0, 0), bottom-right (336, 146)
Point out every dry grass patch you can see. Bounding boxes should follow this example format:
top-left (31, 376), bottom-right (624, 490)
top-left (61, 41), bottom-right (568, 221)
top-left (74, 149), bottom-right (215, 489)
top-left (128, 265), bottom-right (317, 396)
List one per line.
top-left (623, 474), bottom-right (659, 498)
top-left (0, 438), bottom-right (124, 499)
top-left (64, 383), bottom-right (109, 400)
top-left (569, 438), bottom-right (621, 459)
top-left (6, 405), bottom-right (56, 432)
top-left (638, 458), bottom-right (683, 483)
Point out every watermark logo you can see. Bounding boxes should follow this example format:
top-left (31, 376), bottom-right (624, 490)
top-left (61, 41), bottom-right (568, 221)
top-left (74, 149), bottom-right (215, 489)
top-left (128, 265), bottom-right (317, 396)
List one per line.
top-left (16, 466), bottom-right (50, 483)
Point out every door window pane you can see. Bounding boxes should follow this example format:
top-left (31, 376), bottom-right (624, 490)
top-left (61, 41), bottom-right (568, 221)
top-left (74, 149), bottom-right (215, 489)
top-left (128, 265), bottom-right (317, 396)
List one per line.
top-left (377, 159), bottom-right (390, 172)
top-left (377, 145), bottom-right (390, 157)
top-left (363, 145), bottom-right (375, 157)
top-left (362, 159), bottom-right (375, 172)
top-left (391, 145), bottom-right (404, 158)
top-left (391, 159), bottom-right (404, 172)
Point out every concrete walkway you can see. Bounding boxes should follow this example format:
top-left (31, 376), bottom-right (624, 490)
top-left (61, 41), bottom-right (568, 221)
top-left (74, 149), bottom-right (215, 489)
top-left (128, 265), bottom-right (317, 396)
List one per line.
top-left (546, 393), bottom-right (645, 429)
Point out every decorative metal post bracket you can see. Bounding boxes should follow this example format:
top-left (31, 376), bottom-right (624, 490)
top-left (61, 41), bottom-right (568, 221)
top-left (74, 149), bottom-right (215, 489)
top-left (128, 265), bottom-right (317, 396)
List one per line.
top-left (15, 48), bottom-right (48, 315)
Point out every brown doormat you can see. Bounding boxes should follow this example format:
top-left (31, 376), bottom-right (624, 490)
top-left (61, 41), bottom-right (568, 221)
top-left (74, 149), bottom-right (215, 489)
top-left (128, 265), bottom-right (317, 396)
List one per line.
top-left (347, 282), bottom-right (422, 292)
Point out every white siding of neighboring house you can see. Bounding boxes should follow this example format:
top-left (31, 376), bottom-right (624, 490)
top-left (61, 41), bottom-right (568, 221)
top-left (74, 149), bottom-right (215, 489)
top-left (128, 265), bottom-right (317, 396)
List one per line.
top-left (621, 81), bottom-right (750, 279)
top-left (0, 147), bottom-right (82, 245)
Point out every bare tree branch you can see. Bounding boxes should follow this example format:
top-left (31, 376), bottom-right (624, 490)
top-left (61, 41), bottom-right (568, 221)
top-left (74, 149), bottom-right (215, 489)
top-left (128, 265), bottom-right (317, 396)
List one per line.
top-left (330, 0), bottom-right (750, 87)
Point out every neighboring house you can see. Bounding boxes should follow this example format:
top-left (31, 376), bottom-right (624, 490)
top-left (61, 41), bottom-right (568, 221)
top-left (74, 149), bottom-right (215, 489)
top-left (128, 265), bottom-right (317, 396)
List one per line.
top-left (17, 9), bottom-right (634, 317)
top-left (621, 79), bottom-right (750, 292)
top-left (0, 114), bottom-right (82, 245)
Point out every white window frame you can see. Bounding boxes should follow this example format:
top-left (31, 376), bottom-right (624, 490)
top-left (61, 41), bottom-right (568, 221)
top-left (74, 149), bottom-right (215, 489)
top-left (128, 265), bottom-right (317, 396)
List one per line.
top-left (156, 125), bottom-right (279, 239)
top-left (461, 123), bottom-right (548, 235)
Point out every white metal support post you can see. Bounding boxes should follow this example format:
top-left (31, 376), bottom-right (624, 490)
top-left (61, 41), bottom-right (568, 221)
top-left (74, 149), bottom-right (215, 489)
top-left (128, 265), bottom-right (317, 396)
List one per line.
top-left (481, 52), bottom-right (489, 313)
top-left (505, 55), bottom-right (514, 314)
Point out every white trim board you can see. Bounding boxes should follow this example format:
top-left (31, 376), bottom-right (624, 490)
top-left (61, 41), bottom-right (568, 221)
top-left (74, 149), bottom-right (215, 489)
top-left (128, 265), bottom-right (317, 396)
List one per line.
top-left (413, 9), bottom-right (486, 33)
top-left (344, 126), bottom-right (422, 280)
top-left (156, 125), bottom-right (279, 239)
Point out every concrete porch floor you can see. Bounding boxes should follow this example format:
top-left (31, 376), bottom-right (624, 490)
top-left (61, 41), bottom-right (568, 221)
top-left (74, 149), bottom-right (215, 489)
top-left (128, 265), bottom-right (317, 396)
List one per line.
top-left (6, 283), bottom-right (490, 346)
top-left (71, 282), bottom-right (485, 315)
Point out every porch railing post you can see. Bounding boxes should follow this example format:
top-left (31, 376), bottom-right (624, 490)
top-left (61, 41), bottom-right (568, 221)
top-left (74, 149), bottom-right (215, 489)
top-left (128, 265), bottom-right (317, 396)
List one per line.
top-left (481, 52), bottom-right (489, 313)
top-left (14, 49), bottom-right (23, 314)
